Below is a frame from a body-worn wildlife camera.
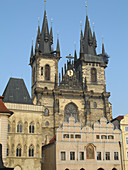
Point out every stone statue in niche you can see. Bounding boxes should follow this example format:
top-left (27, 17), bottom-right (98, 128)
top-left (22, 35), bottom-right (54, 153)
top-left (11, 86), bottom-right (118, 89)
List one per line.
top-left (86, 144), bottom-right (95, 159)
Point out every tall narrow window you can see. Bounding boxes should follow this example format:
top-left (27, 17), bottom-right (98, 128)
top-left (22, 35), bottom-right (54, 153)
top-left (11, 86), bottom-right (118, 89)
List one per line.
top-left (7, 145), bottom-right (9, 156)
top-left (114, 152), bottom-right (119, 160)
top-left (17, 121), bottom-right (22, 133)
top-left (97, 152), bottom-right (102, 160)
top-left (61, 152), bottom-right (66, 161)
top-left (70, 152), bottom-right (75, 160)
top-left (8, 123), bottom-right (10, 132)
top-left (91, 68), bottom-right (97, 82)
top-left (29, 145), bottom-right (34, 157)
top-left (105, 152), bottom-right (110, 160)
top-left (79, 152), bottom-right (84, 160)
top-left (29, 122), bottom-right (34, 133)
top-left (45, 65), bottom-right (50, 80)
top-left (16, 144), bottom-right (22, 157)
top-left (41, 67), bottom-right (43, 76)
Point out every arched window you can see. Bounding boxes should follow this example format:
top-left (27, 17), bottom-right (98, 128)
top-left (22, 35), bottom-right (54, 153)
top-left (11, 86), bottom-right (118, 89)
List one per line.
top-left (91, 68), bottom-right (97, 82)
top-left (45, 64), bottom-right (50, 80)
top-left (64, 102), bottom-right (78, 122)
top-left (7, 145), bottom-right (9, 156)
top-left (8, 123), bottom-right (10, 132)
top-left (80, 169), bottom-right (85, 170)
top-left (17, 121), bottom-right (22, 133)
top-left (86, 144), bottom-right (95, 159)
top-left (16, 144), bottom-right (22, 157)
top-left (29, 145), bottom-right (34, 157)
top-left (29, 122), bottom-right (34, 133)
top-left (65, 169), bottom-right (69, 170)
top-left (44, 108), bottom-right (49, 116)
top-left (97, 168), bottom-right (104, 170)
top-left (41, 67), bottom-right (43, 76)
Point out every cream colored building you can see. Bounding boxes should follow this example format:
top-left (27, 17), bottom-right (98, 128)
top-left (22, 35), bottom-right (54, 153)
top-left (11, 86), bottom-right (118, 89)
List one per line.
top-left (120, 114), bottom-right (128, 170)
top-left (42, 117), bottom-right (122, 170)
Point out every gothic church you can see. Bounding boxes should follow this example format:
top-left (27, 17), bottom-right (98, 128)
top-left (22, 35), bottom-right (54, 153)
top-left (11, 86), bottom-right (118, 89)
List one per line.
top-left (2, 3), bottom-right (112, 170)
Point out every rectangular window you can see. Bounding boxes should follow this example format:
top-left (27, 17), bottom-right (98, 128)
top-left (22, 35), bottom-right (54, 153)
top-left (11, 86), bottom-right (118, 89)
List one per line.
top-left (70, 152), bottom-right (75, 160)
top-left (41, 67), bottom-right (43, 76)
top-left (127, 152), bottom-right (128, 160)
top-left (96, 135), bottom-right (100, 139)
top-left (63, 134), bottom-right (69, 138)
top-left (70, 134), bottom-right (74, 138)
top-left (79, 152), bottom-right (84, 160)
top-left (75, 134), bottom-right (81, 139)
top-left (114, 152), bottom-right (119, 160)
top-left (61, 152), bottom-right (66, 161)
top-left (105, 152), bottom-right (110, 160)
top-left (97, 152), bottom-right (101, 160)
top-left (125, 127), bottom-right (128, 132)
top-left (126, 137), bottom-right (128, 145)
top-left (101, 135), bottom-right (107, 139)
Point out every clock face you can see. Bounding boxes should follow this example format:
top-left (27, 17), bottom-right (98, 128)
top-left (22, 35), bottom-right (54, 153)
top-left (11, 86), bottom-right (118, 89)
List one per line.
top-left (67, 70), bottom-right (73, 77)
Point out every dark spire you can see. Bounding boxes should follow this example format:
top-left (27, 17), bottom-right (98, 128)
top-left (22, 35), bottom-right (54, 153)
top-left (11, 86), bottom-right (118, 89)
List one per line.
top-left (56, 34), bottom-right (60, 57)
top-left (74, 49), bottom-right (77, 62)
top-left (39, 10), bottom-right (51, 53)
top-left (82, 5), bottom-right (96, 55)
top-left (92, 23), bottom-right (97, 55)
top-left (50, 18), bottom-right (53, 45)
top-left (102, 36), bottom-right (105, 55)
top-left (30, 40), bottom-right (33, 65)
top-left (35, 36), bottom-right (38, 55)
top-left (37, 18), bottom-right (40, 42)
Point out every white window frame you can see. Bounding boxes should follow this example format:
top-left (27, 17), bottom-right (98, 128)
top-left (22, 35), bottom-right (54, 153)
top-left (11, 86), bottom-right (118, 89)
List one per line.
top-left (79, 151), bottom-right (85, 161)
top-left (69, 151), bottom-right (76, 161)
top-left (105, 152), bottom-right (110, 160)
top-left (113, 151), bottom-right (119, 160)
top-left (97, 151), bottom-right (102, 161)
top-left (60, 151), bottom-right (66, 161)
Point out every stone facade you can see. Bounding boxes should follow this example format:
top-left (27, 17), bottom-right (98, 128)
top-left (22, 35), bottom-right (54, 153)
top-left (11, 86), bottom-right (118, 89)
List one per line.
top-left (2, 3), bottom-right (113, 170)
top-left (42, 116), bottom-right (122, 170)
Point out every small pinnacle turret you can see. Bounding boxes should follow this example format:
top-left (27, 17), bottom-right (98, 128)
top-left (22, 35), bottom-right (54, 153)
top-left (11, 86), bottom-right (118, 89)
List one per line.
top-left (56, 35), bottom-right (60, 57)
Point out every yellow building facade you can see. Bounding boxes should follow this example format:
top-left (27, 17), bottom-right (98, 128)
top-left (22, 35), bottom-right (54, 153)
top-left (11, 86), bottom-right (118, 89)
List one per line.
top-left (120, 114), bottom-right (128, 170)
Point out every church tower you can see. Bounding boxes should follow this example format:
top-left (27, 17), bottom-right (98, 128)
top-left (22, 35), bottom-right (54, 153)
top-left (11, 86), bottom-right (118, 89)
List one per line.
top-left (30, 9), bottom-right (60, 105)
top-left (30, 3), bottom-right (112, 137)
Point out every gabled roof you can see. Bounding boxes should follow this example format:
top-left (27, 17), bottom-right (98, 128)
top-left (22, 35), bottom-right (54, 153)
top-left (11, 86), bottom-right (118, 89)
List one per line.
top-left (111, 116), bottom-right (124, 122)
top-left (0, 96), bottom-right (13, 114)
top-left (3, 78), bottom-right (33, 105)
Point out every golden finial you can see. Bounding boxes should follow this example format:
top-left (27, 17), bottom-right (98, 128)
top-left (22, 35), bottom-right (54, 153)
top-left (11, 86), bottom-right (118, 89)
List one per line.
top-left (80, 21), bottom-right (82, 30)
top-left (85, 1), bottom-right (88, 16)
top-left (38, 17), bottom-right (40, 26)
top-left (44, 0), bottom-right (46, 2)
top-left (93, 22), bottom-right (95, 31)
top-left (102, 35), bottom-right (104, 44)
top-left (51, 18), bottom-right (53, 26)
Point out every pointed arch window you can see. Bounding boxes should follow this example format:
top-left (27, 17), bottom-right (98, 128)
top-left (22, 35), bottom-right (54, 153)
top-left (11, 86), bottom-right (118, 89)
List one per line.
top-left (29, 145), bottom-right (34, 157)
top-left (45, 64), bottom-right (50, 80)
top-left (7, 145), bottom-right (9, 156)
top-left (17, 121), bottom-right (22, 133)
top-left (16, 144), bottom-right (22, 157)
top-left (29, 122), bottom-right (34, 133)
top-left (44, 108), bottom-right (49, 116)
top-left (91, 68), bottom-right (97, 82)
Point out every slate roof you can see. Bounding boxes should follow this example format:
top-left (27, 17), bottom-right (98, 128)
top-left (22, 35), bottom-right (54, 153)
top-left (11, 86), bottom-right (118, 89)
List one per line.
top-left (0, 96), bottom-right (13, 114)
top-left (3, 78), bottom-right (33, 105)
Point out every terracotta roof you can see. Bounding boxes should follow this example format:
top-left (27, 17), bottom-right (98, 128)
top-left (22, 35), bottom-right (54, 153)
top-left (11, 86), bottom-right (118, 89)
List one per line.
top-left (115, 116), bottom-right (124, 121)
top-left (49, 136), bottom-right (56, 144)
top-left (0, 96), bottom-right (13, 114)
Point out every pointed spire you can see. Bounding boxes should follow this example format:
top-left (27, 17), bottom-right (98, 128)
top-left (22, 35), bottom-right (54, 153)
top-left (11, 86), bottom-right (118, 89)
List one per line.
top-left (102, 36), bottom-right (105, 55)
top-left (39, 10), bottom-right (51, 53)
top-left (56, 33), bottom-right (60, 57)
top-left (35, 36), bottom-right (38, 55)
top-left (74, 49), bottom-right (77, 62)
top-left (31, 39), bottom-right (33, 58)
top-left (30, 39), bottom-right (33, 65)
top-left (50, 18), bottom-right (53, 45)
top-left (37, 17), bottom-right (40, 41)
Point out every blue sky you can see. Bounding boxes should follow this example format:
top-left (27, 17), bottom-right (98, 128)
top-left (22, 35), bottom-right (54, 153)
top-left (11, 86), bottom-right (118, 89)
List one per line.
top-left (0, 0), bottom-right (127, 118)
